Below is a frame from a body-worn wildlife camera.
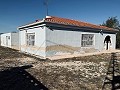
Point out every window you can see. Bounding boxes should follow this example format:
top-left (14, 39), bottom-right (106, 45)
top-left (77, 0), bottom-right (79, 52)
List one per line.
top-left (26, 33), bottom-right (35, 46)
top-left (81, 34), bottom-right (94, 47)
top-left (6, 36), bottom-right (10, 39)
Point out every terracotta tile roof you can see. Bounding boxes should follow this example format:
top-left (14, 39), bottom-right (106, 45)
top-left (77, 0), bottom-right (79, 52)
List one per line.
top-left (44, 16), bottom-right (117, 31)
top-left (18, 16), bottom-right (118, 32)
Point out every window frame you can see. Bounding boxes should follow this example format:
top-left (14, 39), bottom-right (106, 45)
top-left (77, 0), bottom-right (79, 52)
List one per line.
top-left (26, 33), bottom-right (35, 46)
top-left (6, 36), bottom-right (10, 40)
top-left (81, 34), bottom-right (94, 47)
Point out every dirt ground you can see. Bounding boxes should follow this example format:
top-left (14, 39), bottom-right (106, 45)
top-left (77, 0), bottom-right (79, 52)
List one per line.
top-left (0, 46), bottom-right (120, 90)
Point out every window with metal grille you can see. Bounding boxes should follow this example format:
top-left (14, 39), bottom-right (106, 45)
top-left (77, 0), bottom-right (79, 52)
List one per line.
top-left (6, 36), bottom-right (10, 39)
top-left (81, 34), bottom-right (94, 47)
top-left (26, 33), bottom-right (35, 46)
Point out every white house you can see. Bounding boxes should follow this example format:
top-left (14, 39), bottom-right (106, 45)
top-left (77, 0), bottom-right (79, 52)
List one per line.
top-left (1, 32), bottom-right (19, 50)
top-left (18, 16), bottom-right (118, 58)
top-left (0, 34), bottom-right (1, 46)
top-left (0, 35), bottom-right (1, 46)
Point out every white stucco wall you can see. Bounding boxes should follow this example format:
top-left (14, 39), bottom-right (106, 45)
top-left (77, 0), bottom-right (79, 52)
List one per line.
top-left (19, 27), bottom-right (46, 57)
top-left (1, 32), bottom-right (19, 49)
top-left (11, 33), bottom-right (19, 46)
top-left (46, 27), bottom-right (116, 56)
top-left (0, 35), bottom-right (1, 46)
top-left (46, 27), bottom-right (81, 47)
top-left (95, 33), bottom-right (116, 50)
top-left (19, 25), bottom-right (116, 58)
top-left (11, 33), bottom-right (19, 50)
top-left (1, 33), bottom-right (12, 48)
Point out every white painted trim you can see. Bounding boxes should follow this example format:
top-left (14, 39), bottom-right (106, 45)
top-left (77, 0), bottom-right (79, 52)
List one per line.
top-left (18, 21), bottom-right (45, 30)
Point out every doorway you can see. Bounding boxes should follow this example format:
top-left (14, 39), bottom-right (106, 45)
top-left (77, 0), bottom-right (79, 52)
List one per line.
top-left (6, 36), bottom-right (10, 46)
top-left (104, 35), bottom-right (111, 50)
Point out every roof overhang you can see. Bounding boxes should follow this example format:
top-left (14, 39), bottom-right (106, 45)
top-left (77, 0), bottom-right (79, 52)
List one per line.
top-left (17, 18), bottom-right (119, 34)
top-left (17, 20), bottom-right (46, 30)
top-left (45, 22), bottom-right (119, 34)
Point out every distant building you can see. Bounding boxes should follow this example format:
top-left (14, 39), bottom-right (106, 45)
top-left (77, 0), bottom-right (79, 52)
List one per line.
top-left (18, 16), bottom-right (118, 58)
top-left (1, 32), bottom-right (19, 50)
top-left (0, 33), bottom-right (3, 46)
top-left (0, 34), bottom-right (1, 46)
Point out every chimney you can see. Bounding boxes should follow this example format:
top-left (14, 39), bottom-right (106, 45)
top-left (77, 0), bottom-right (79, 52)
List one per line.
top-left (46, 16), bottom-right (52, 19)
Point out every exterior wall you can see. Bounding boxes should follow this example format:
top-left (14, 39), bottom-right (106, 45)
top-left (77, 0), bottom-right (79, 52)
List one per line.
top-left (111, 34), bottom-right (116, 49)
top-left (46, 27), bottom-right (116, 56)
top-left (0, 32), bottom-right (19, 49)
top-left (94, 33), bottom-right (116, 51)
top-left (11, 33), bottom-right (19, 50)
top-left (1, 33), bottom-right (12, 48)
top-left (19, 27), bottom-right (46, 57)
top-left (19, 25), bottom-right (116, 58)
top-left (46, 27), bottom-right (81, 56)
top-left (0, 35), bottom-right (1, 46)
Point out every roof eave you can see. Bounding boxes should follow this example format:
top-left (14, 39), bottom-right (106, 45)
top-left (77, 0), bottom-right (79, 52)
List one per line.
top-left (18, 20), bottom-right (45, 30)
top-left (45, 22), bottom-right (118, 33)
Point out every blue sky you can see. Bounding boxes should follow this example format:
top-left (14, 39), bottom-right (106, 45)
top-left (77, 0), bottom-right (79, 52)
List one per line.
top-left (0, 0), bottom-right (120, 33)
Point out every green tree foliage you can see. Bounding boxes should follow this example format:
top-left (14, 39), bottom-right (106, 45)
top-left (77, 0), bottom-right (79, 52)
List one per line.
top-left (102, 16), bottom-right (119, 29)
top-left (101, 17), bottom-right (120, 48)
top-left (116, 31), bottom-right (120, 48)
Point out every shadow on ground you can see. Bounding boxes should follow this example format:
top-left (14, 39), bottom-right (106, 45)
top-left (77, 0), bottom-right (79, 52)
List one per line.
top-left (102, 53), bottom-right (120, 90)
top-left (0, 65), bottom-right (48, 90)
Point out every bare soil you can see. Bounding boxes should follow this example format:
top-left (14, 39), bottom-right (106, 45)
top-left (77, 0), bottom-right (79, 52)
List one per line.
top-left (0, 46), bottom-right (120, 90)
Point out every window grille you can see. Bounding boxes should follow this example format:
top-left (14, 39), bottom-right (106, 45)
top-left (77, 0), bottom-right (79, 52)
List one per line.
top-left (26, 33), bottom-right (35, 46)
top-left (81, 34), bottom-right (94, 47)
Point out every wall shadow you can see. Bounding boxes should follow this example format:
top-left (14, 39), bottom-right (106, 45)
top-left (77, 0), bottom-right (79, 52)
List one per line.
top-left (113, 75), bottom-right (120, 89)
top-left (102, 53), bottom-right (120, 90)
top-left (0, 65), bottom-right (48, 90)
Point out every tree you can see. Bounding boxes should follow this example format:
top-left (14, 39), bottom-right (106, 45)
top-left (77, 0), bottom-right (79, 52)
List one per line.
top-left (116, 31), bottom-right (120, 48)
top-left (101, 17), bottom-right (120, 48)
top-left (101, 16), bottom-right (120, 29)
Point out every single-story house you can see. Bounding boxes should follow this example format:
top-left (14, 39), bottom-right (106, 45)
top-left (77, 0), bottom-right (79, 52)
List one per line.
top-left (0, 33), bottom-right (3, 46)
top-left (1, 32), bottom-right (19, 50)
top-left (0, 35), bottom-right (1, 46)
top-left (0, 33), bottom-right (1, 46)
top-left (18, 16), bottom-right (118, 58)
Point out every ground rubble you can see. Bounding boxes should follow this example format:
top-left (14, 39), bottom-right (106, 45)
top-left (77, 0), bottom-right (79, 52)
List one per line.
top-left (0, 46), bottom-right (120, 90)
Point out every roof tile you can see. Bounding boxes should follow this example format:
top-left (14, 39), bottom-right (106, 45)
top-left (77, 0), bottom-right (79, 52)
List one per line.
top-left (45, 16), bottom-right (116, 31)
